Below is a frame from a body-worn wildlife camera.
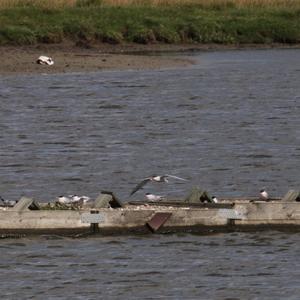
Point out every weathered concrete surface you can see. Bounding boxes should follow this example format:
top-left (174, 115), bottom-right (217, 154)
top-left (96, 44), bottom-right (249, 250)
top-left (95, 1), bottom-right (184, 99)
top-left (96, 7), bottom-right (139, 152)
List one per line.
top-left (0, 202), bottom-right (299, 235)
top-left (0, 211), bottom-right (89, 230)
top-left (234, 202), bottom-right (300, 225)
top-left (97, 208), bottom-right (230, 228)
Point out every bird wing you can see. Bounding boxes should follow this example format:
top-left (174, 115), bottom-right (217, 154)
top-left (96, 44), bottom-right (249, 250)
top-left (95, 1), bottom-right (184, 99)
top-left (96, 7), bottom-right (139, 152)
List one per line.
top-left (130, 178), bottom-right (151, 196)
top-left (165, 174), bottom-right (188, 181)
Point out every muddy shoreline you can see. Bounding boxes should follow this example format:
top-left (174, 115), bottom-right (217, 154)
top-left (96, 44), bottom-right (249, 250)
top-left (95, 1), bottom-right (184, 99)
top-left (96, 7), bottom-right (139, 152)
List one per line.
top-left (1, 42), bottom-right (299, 75)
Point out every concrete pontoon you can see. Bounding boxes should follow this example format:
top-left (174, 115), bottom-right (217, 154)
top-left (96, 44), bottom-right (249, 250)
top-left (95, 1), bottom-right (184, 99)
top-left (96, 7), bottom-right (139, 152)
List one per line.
top-left (0, 191), bottom-right (299, 236)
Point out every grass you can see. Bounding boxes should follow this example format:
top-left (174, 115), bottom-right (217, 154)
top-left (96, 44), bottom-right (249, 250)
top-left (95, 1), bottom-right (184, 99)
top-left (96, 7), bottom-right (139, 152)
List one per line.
top-left (1, 0), bottom-right (300, 9)
top-left (0, 0), bottom-right (300, 45)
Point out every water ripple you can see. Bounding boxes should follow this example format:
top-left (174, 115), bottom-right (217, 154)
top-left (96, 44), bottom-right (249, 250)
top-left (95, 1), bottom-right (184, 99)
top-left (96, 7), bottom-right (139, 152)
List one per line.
top-left (0, 49), bottom-right (300, 298)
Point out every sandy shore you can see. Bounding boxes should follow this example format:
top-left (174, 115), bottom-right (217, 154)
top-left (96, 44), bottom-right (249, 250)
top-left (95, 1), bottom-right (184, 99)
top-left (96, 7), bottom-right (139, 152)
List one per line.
top-left (1, 42), bottom-right (299, 75)
top-left (0, 42), bottom-right (199, 75)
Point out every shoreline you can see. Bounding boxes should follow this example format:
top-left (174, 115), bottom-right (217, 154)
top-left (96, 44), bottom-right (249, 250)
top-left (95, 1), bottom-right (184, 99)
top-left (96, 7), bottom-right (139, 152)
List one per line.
top-left (1, 42), bottom-right (300, 75)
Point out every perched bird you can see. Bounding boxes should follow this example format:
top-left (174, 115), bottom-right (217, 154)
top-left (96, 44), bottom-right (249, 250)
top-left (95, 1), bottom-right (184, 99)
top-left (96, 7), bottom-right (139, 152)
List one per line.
top-left (259, 189), bottom-right (269, 201)
top-left (0, 196), bottom-right (17, 207)
top-left (57, 195), bottom-right (72, 204)
top-left (36, 56), bottom-right (54, 66)
top-left (70, 195), bottom-right (81, 202)
top-left (130, 174), bottom-right (187, 196)
top-left (77, 195), bottom-right (90, 204)
top-left (57, 195), bottom-right (90, 205)
top-left (145, 193), bottom-right (165, 202)
top-left (212, 196), bottom-right (218, 203)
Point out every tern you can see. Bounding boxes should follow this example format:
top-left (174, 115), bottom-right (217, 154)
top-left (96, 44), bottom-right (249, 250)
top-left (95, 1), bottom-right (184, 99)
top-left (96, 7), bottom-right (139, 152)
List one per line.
top-left (57, 195), bottom-right (71, 204)
top-left (259, 189), bottom-right (269, 201)
top-left (36, 56), bottom-right (54, 66)
top-left (57, 195), bottom-right (90, 204)
top-left (130, 174), bottom-right (187, 196)
top-left (68, 195), bottom-right (90, 203)
top-left (212, 196), bottom-right (218, 203)
top-left (0, 196), bottom-right (17, 207)
top-left (145, 193), bottom-right (165, 201)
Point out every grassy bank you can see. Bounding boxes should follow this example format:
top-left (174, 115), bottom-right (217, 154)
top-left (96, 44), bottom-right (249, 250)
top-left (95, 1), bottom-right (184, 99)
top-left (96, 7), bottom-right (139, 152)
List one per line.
top-left (0, 0), bottom-right (300, 46)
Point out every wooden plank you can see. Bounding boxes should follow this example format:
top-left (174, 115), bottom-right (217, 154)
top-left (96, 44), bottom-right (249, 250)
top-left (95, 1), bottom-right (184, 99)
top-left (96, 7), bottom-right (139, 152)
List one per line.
top-left (282, 190), bottom-right (300, 202)
top-left (184, 187), bottom-right (212, 203)
top-left (146, 212), bottom-right (172, 232)
top-left (94, 194), bottom-right (113, 208)
top-left (94, 191), bottom-right (123, 208)
top-left (11, 197), bottom-right (40, 211)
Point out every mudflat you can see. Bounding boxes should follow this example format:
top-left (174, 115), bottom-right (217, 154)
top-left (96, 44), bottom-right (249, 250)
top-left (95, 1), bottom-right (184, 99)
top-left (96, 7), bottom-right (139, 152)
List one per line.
top-left (1, 42), bottom-right (299, 75)
top-left (0, 42), bottom-right (199, 75)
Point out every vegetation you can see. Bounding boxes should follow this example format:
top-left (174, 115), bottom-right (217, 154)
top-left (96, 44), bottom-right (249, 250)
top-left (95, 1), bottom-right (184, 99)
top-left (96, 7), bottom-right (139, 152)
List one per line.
top-left (0, 0), bottom-right (300, 45)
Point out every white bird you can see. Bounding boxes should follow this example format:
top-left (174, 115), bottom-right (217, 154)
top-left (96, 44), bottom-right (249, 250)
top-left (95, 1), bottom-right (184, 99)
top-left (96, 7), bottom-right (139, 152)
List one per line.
top-left (70, 195), bottom-right (90, 204)
top-left (212, 196), bottom-right (218, 203)
top-left (57, 195), bottom-right (90, 205)
top-left (78, 195), bottom-right (90, 204)
top-left (0, 196), bottom-right (18, 207)
top-left (69, 195), bottom-right (81, 202)
top-left (145, 193), bottom-right (165, 201)
top-left (259, 189), bottom-right (269, 201)
top-left (57, 195), bottom-right (72, 204)
top-left (130, 174), bottom-right (187, 196)
top-left (36, 56), bottom-right (54, 66)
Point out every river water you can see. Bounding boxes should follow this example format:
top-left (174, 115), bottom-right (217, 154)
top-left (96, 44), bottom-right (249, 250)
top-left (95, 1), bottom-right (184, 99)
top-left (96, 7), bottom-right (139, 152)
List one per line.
top-left (0, 232), bottom-right (299, 299)
top-left (1, 49), bottom-right (300, 202)
top-left (0, 49), bottom-right (300, 298)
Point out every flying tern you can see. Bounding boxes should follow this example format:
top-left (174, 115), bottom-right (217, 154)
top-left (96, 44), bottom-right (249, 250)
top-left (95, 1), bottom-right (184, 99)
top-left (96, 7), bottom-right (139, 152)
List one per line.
top-left (130, 174), bottom-right (187, 196)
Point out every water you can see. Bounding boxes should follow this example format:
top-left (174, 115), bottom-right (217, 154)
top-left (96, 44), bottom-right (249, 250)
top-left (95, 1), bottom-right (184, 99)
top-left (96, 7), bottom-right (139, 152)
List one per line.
top-left (0, 49), bottom-right (299, 202)
top-left (0, 232), bottom-right (299, 299)
top-left (0, 49), bottom-right (300, 298)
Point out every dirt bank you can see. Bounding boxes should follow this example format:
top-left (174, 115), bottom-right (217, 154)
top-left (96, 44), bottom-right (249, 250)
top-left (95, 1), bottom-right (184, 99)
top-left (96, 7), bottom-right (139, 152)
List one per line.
top-left (1, 42), bottom-right (299, 75)
top-left (0, 42), bottom-right (199, 75)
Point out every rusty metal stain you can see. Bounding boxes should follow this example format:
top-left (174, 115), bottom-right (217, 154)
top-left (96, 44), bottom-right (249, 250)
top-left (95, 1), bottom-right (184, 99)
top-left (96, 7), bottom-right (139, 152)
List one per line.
top-left (146, 212), bottom-right (172, 232)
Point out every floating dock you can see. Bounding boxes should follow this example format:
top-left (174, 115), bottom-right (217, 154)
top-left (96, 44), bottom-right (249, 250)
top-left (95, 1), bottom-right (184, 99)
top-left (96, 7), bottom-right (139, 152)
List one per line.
top-left (1, 190), bottom-right (300, 236)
